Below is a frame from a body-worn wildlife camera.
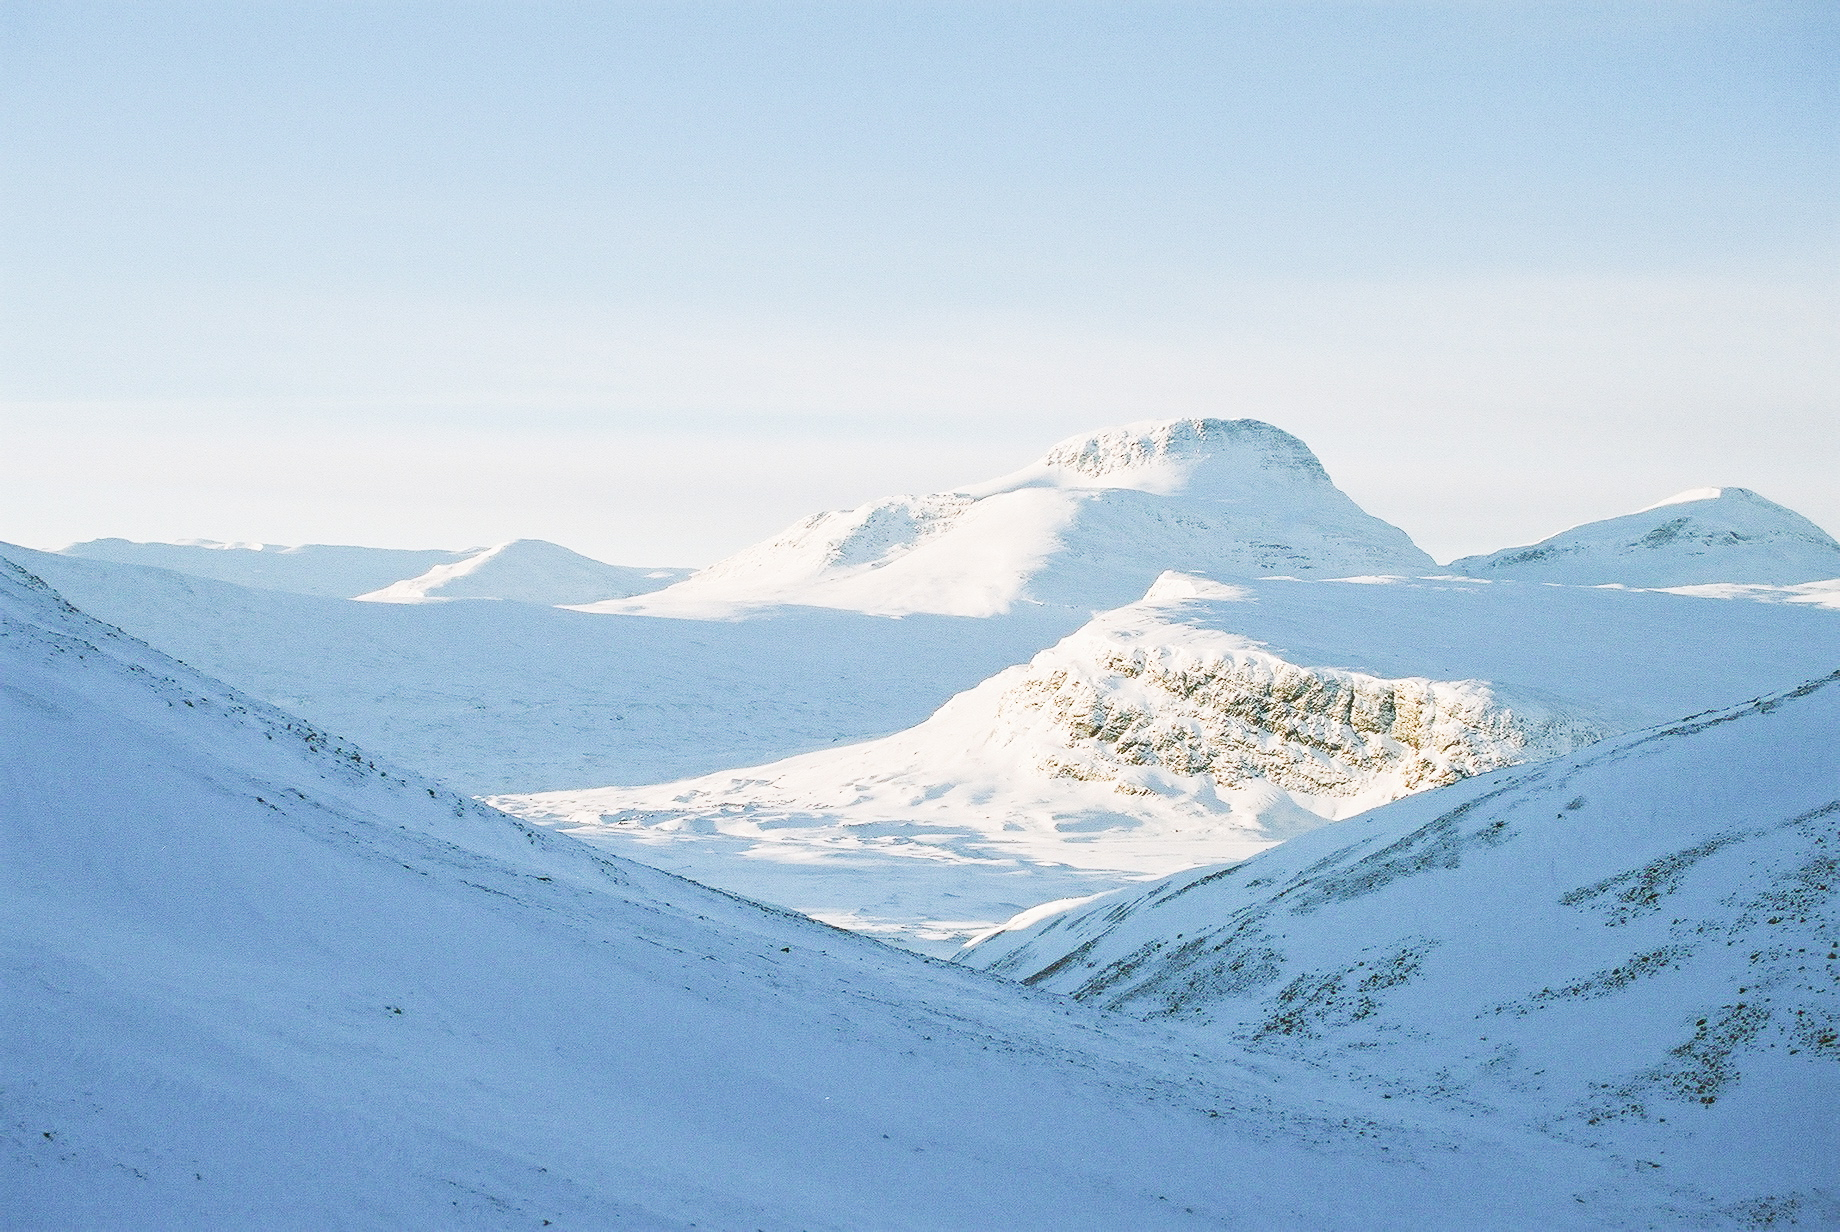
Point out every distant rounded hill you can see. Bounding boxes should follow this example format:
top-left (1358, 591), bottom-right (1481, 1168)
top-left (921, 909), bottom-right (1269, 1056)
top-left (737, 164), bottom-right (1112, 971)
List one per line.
top-left (1448, 487), bottom-right (1840, 588)
top-left (60, 537), bottom-right (690, 606)
top-left (357, 539), bottom-right (692, 606)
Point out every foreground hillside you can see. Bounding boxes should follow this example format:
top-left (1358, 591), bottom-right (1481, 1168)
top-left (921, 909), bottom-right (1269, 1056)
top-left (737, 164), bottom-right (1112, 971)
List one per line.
top-left (503, 571), bottom-right (1840, 953)
top-left (964, 668), bottom-right (1840, 1218)
top-left (0, 558), bottom-right (1677, 1229)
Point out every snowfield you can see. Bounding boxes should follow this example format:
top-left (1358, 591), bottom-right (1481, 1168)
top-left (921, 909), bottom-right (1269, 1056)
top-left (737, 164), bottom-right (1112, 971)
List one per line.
top-left (961, 665), bottom-right (1840, 1218)
top-left (0, 542), bottom-right (1084, 794)
top-left (1, 557), bottom-right (1690, 1230)
top-left (499, 570), bottom-right (1840, 954)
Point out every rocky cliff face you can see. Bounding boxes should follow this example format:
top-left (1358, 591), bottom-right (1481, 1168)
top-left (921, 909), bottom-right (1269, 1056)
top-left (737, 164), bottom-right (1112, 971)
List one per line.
top-left (1003, 638), bottom-right (1606, 811)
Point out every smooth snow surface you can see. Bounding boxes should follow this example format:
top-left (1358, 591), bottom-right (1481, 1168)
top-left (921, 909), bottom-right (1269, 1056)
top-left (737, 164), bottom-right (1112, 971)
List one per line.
top-left (500, 572), bottom-right (1840, 954)
top-left (356, 539), bottom-right (693, 605)
top-left (0, 543), bottom-right (1084, 794)
top-left (597, 418), bottom-right (1435, 617)
top-left (963, 671), bottom-right (1840, 1217)
top-left (2, 558), bottom-right (1676, 1230)
top-left (1448, 487), bottom-right (1840, 587)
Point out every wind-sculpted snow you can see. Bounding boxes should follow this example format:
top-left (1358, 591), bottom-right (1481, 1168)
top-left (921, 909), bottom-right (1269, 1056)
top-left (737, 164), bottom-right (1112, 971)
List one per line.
top-left (1450, 487), bottom-right (1840, 587)
top-left (500, 572), bottom-right (1838, 955)
top-left (596, 417), bottom-right (1435, 617)
top-left (2, 556), bottom-right (1680, 1229)
top-left (962, 671), bottom-right (1840, 1218)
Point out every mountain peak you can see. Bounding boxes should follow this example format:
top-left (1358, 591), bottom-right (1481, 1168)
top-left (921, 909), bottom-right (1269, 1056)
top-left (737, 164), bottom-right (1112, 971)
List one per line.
top-left (1033, 418), bottom-right (1329, 494)
top-left (598, 417), bottom-right (1430, 618)
top-left (1451, 486), bottom-right (1840, 587)
top-left (357, 539), bottom-right (691, 606)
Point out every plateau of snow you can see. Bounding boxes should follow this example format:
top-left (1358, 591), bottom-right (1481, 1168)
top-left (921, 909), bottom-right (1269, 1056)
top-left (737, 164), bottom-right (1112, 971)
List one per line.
top-left (499, 571), bottom-right (1840, 955)
top-left (962, 668), bottom-right (1840, 1219)
top-left (0, 542), bottom-right (1085, 794)
top-left (594, 418), bottom-right (1435, 618)
top-left (1448, 487), bottom-right (1840, 587)
top-left (2, 556), bottom-right (1677, 1230)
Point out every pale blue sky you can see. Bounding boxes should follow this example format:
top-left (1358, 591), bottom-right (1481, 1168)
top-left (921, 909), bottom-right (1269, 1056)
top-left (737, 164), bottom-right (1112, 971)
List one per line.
top-left (3, 1), bottom-right (1835, 564)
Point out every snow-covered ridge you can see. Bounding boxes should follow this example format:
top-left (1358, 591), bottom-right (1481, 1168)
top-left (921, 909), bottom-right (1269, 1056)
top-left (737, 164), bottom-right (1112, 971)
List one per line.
top-left (591, 417), bottom-right (1434, 617)
top-left (1450, 486), bottom-right (1840, 587)
top-left (958, 669), bottom-right (1840, 1207)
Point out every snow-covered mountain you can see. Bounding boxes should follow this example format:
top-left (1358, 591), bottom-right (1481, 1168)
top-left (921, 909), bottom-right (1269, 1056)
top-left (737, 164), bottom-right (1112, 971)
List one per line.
top-left (1449, 487), bottom-right (1840, 587)
top-left (500, 571), bottom-right (1840, 954)
top-left (962, 669), bottom-right (1840, 1212)
top-left (594, 418), bottom-right (1435, 617)
top-left (2, 556), bottom-right (1664, 1229)
top-left (61, 538), bottom-right (477, 598)
top-left (356, 538), bottom-right (692, 605)
top-left (60, 535), bottom-right (690, 605)
top-left (0, 541), bottom-right (1084, 793)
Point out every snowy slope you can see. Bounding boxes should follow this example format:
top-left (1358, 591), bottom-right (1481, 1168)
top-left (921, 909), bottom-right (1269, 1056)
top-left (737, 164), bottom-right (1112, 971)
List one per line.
top-left (500, 572), bottom-right (1840, 954)
top-left (1449, 487), bottom-right (1840, 587)
top-left (0, 542), bottom-right (1084, 793)
top-left (61, 538), bottom-right (477, 598)
top-left (356, 538), bottom-right (692, 605)
top-left (1, 557), bottom-right (1670, 1230)
top-left (597, 418), bottom-right (1435, 617)
top-left (962, 671), bottom-right (1840, 1212)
